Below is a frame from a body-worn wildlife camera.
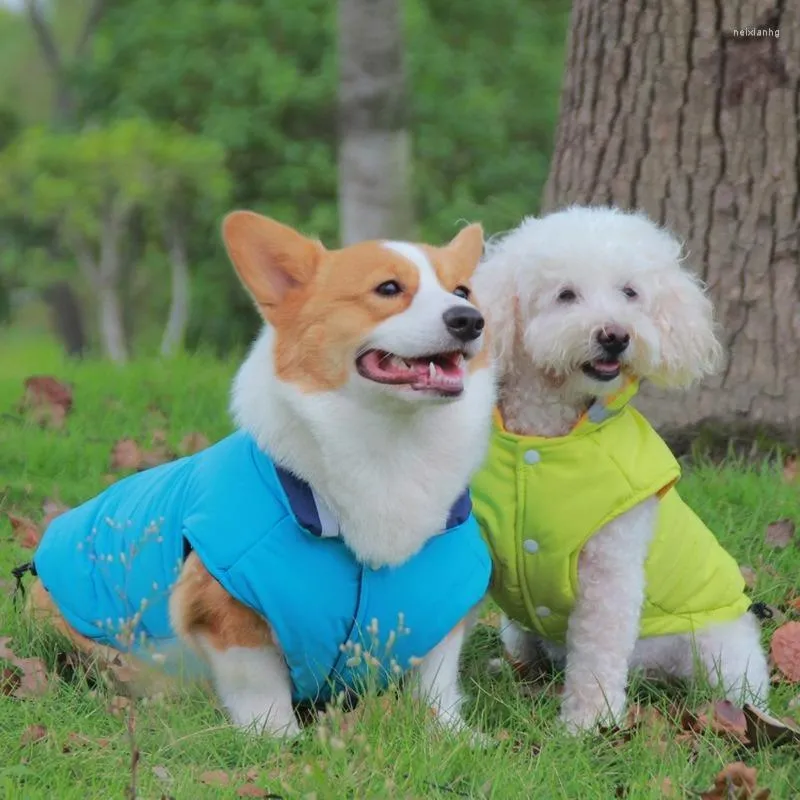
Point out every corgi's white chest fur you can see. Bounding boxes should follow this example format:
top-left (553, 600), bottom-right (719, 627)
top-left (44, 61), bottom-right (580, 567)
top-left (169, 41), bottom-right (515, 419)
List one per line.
top-left (232, 329), bottom-right (495, 567)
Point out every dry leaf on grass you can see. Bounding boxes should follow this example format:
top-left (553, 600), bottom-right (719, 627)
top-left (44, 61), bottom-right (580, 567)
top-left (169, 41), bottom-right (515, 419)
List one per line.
top-left (110, 439), bottom-right (143, 471)
top-left (770, 622), bottom-right (800, 682)
top-left (152, 765), bottom-right (174, 784)
top-left (743, 703), bottom-right (800, 747)
top-left (179, 432), bottom-right (210, 455)
top-left (41, 498), bottom-right (71, 529)
top-left (782, 454), bottom-right (798, 483)
top-left (235, 786), bottom-right (272, 798)
top-left (1, 666), bottom-right (21, 696)
top-left (0, 636), bottom-right (50, 697)
top-left (19, 724), bottom-right (48, 746)
top-left (764, 519), bottom-right (795, 549)
top-left (698, 761), bottom-right (770, 799)
top-left (110, 437), bottom-right (174, 472)
top-left (200, 770), bottom-right (232, 787)
top-left (61, 731), bottom-right (110, 753)
top-left (108, 695), bottom-right (131, 716)
top-left (6, 513), bottom-right (42, 549)
top-left (739, 565), bottom-right (757, 589)
top-left (705, 700), bottom-right (750, 744)
top-left (21, 376), bottom-right (73, 429)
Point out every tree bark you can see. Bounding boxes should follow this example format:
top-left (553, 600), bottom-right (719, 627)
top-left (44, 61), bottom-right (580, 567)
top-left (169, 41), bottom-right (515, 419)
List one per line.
top-left (160, 218), bottom-right (190, 357)
top-left (40, 281), bottom-right (86, 358)
top-left (98, 284), bottom-right (127, 363)
top-left (543, 0), bottom-right (800, 432)
top-left (337, 0), bottom-right (414, 245)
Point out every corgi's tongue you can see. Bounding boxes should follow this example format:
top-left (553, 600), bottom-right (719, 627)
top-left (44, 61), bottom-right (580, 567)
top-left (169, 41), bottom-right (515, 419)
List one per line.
top-left (357, 349), bottom-right (466, 395)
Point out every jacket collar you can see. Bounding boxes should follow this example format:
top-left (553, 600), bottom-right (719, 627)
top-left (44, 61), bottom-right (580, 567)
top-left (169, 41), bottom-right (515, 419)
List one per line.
top-left (274, 465), bottom-right (473, 538)
top-left (492, 376), bottom-right (640, 441)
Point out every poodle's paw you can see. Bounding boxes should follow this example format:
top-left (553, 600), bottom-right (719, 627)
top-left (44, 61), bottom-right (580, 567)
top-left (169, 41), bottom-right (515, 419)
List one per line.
top-left (560, 691), bottom-right (626, 735)
top-left (431, 708), bottom-right (492, 748)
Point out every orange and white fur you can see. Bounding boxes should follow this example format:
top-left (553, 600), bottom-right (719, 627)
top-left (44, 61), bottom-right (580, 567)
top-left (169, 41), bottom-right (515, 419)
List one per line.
top-left (473, 206), bottom-right (768, 732)
top-left (29, 212), bottom-right (495, 737)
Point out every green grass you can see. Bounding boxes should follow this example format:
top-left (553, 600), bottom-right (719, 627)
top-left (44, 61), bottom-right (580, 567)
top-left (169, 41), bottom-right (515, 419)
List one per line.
top-left (1, 332), bottom-right (799, 799)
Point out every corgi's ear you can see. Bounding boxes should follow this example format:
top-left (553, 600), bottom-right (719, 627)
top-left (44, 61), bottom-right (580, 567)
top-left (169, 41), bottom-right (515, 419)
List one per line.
top-left (222, 211), bottom-right (324, 315)
top-left (446, 223), bottom-right (484, 273)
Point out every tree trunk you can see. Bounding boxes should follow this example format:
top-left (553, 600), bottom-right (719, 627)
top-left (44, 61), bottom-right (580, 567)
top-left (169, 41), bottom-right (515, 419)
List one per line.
top-left (40, 281), bottom-right (87, 358)
top-left (98, 284), bottom-right (127, 363)
top-left (160, 219), bottom-right (190, 357)
top-left (543, 0), bottom-right (800, 433)
top-left (337, 0), bottom-right (414, 245)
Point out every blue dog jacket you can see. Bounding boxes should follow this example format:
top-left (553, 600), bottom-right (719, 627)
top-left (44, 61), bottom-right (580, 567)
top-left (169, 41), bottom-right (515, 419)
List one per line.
top-left (33, 432), bottom-right (491, 702)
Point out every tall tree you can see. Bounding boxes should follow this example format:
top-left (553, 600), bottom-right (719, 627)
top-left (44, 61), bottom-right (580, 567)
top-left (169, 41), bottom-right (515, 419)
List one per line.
top-left (543, 1), bottom-right (799, 432)
top-left (0, 120), bottom-right (230, 361)
top-left (23, 0), bottom-right (108, 128)
top-left (337, 0), bottom-right (413, 244)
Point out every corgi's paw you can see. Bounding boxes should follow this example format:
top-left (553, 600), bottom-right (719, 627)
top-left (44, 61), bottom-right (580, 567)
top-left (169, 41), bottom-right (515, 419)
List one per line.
top-left (228, 699), bottom-right (300, 739)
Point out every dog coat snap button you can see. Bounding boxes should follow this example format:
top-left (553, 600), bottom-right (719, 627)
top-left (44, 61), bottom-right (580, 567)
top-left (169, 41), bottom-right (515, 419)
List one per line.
top-left (523, 449), bottom-right (540, 465)
top-left (535, 606), bottom-right (551, 618)
top-left (523, 539), bottom-right (539, 554)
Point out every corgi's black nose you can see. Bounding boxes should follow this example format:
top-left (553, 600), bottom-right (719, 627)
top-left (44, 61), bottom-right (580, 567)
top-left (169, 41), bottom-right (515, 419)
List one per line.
top-left (596, 325), bottom-right (630, 355)
top-left (443, 306), bottom-right (485, 342)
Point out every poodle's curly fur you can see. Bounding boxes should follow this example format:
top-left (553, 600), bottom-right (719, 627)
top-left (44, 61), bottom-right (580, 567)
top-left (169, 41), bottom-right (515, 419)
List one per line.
top-left (474, 206), bottom-right (768, 732)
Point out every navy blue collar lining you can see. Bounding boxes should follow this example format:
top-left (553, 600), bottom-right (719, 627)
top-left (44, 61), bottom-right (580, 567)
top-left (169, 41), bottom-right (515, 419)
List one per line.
top-left (273, 465), bottom-right (473, 538)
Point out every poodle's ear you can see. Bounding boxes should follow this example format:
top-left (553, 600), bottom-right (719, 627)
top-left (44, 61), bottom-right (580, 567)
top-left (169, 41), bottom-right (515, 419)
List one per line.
top-left (471, 242), bottom-right (519, 374)
top-left (648, 264), bottom-right (724, 388)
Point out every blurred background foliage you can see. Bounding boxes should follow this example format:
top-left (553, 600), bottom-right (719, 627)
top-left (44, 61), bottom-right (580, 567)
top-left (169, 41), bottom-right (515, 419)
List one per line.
top-left (0, 0), bottom-right (569, 355)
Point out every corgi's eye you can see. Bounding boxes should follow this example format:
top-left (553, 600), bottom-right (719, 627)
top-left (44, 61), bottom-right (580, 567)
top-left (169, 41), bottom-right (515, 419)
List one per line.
top-left (622, 285), bottom-right (638, 299)
top-left (557, 288), bottom-right (577, 303)
top-left (453, 285), bottom-right (470, 300)
top-left (375, 280), bottom-right (403, 297)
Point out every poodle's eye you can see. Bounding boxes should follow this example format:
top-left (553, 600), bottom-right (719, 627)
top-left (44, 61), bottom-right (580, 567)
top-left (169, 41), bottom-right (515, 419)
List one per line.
top-left (453, 285), bottom-right (471, 300)
top-left (622, 285), bottom-right (638, 300)
top-left (557, 288), bottom-right (578, 303)
top-left (375, 280), bottom-right (403, 297)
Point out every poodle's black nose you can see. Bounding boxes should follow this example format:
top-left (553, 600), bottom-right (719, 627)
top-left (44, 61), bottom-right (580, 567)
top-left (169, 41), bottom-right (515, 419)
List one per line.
top-left (596, 325), bottom-right (630, 355)
top-left (443, 306), bottom-right (485, 342)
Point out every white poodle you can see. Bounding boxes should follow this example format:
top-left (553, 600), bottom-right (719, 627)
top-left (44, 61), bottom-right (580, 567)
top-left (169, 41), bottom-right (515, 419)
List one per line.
top-left (471, 206), bottom-right (769, 733)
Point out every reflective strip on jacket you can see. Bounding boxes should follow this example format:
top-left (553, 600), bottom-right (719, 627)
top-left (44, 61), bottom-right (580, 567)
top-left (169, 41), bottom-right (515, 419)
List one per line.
top-left (34, 431), bottom-right (491, 702)
top-left (471, 381), bottom-right (750, 643)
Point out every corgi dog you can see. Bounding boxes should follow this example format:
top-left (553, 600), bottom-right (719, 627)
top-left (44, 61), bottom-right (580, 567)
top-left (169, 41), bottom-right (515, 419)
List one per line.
top-left (24, 212), bottom-right (496, 738)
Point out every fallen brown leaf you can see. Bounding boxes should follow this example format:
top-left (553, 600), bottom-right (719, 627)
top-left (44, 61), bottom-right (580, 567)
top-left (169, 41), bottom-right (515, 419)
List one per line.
top-left (236, 786), bottom-right (270, 798)
top-left (0, 636), bottom-right (50, 697)
top-left (139, 445), bottom-right (173, 469)
top-left (110, 439), bottom-right (143, 471)
top-left (61, 731), bottom-right (103, 753)
top-left (179, 432), bottom-right (210, 455)
top-left (782, 454), bottom-right (798, 483)
top-left (1, 666), bottom-right (21, 696)
top-left (708, 700), bottom-right (750, 744)
top-left (699, 761), bottom-right (767, 799)
top-left (152, 765), bottom-right (173, 784)
top-left (20, 724), bottom-right (47, 746)
top-left (108, 695), bottom-right (131, 716)
top-left (6, 513), bottom-right (42, 549)
top-left (743, 703), bottom-right (800, 747)
top-left (41, 498), bottom-right (71, 530)
top-left (764, 519), bottom-right (795, 549)
top-left (771, 622), bottom-right (800, 682)
top-left (200, 770), bottom-right (232, 787)
top-left (739, 565), bottom-right (757, 589)
top-left (658, 777), bottom-right (676, 798)
top-left (21, 376), bottom-right (73, 429)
